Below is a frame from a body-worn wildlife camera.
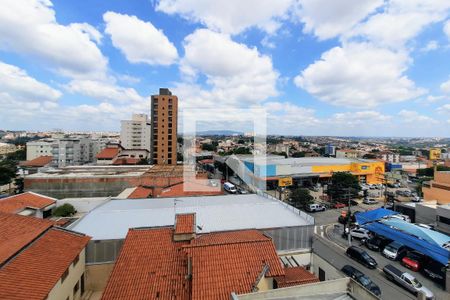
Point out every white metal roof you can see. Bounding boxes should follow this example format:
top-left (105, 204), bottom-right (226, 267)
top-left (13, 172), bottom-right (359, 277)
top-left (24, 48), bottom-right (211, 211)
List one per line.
top-left (69, 194), bottom-right (313, 240)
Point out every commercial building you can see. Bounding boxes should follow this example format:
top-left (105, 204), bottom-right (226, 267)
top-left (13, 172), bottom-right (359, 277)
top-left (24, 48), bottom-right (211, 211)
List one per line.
top-left (0, 192), bottom-right (56, 218)
top-left (150, 88), bottom-right (178, 165)
top-left (120, 113), bottom-right (151, 152)
top-left (0, 213), bottom-right (90, 300)
top-left (324, 144), bottom-right (336, 156)
top-left (423, 171), bottom-right (450, 205)
top-left (231, 156), bottom-right (385, 190)
top-left (335, 149), bottom-right (359, 159)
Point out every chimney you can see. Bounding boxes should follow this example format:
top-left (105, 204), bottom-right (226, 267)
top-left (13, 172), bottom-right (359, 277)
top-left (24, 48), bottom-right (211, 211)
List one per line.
top-left (173, 213), bottom-right (196, 241)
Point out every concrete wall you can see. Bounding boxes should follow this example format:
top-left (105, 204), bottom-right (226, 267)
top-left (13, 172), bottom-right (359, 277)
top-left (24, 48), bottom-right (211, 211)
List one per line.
top-left (47, 249), bottom-right (86, 300)
top-left (85, 263), bottom-right (115, 293)
top-left (437, 206), bottom-right (450, 235)
top-left (415, 203), bottom-right (437, 224)
top-left (310, 253), bottom-right (343, 281)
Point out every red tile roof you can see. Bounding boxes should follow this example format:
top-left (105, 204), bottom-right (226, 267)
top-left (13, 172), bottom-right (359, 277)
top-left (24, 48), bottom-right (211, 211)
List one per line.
top-left (101, 228), bottom-right (190, 300)
top-left (96, 147), bottom-right (120, 159)
top-left (0, 192), bottom-right (56, 214)
top-left (0, 228), bottom-right (90, 300)
top-left (0, 213), bottom-right (53, 265)
top-left (275, 267), bottom-right (320, 288)
top-left (185, 230), bottom-right (284, 299)
top-left (175, 213), bottom-right (195, 234)
top-left (127, 186), bottom-right (153, 199)
top-left (20, 155), bottom-right (53, 167)
top-left (102, 228), bottom-right (285, 300)
top-left (112, 157), bottom-right (140, 165)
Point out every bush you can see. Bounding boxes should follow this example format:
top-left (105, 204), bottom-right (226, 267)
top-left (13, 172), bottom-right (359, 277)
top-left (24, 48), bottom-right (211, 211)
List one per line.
top-left (53, 203), bottom-right (76, 217)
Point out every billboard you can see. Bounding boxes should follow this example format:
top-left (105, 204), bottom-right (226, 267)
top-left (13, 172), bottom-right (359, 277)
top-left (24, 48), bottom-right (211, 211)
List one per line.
top-left (278, 177), bottom-right (293, 187)
top-left (429, 148), bottom-right (441, 160)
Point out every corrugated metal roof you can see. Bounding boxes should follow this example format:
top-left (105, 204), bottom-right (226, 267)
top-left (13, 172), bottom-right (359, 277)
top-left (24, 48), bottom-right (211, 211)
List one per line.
top-left (70, 194), bottom-right (312, 240)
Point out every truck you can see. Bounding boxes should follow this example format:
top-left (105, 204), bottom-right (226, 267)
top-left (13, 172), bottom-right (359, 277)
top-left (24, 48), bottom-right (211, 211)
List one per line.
top-left (382, 264), bottom-right (434, 299)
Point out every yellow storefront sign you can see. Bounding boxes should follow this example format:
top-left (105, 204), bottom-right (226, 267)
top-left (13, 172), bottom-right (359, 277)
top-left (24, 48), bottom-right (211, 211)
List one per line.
top-left (278, 177), bottom-right (293, 187)
top-left (429, 148), bottom-right (441, 160)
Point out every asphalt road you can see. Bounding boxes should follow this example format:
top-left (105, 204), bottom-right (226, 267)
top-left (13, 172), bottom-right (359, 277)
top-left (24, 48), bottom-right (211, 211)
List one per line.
top-left (313, 235), bottom-right (416, 300)
top-left (318, 224), bottom-right (448, 300)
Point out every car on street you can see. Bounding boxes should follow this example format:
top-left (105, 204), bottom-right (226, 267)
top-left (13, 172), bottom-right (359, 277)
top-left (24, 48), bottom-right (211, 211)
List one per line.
top-left (346, 246), bottom-right (377, 269)
top-left (401, 251), bottom-right (427, 272)
top-left (383, 264), bottom-right (434, 299)
top-left (365, 235), bottom-right (392, 252)
top-left (305, 203), bottom-right (326, 212)
top-left (333, 202), bottom-right (346, 209)
top-left (363, 198), bottom-right (378, 205)
top-left (223, 182), bottom-right (237, 193)
top-left (349, 228), bottom-right (371, 240)
top-left (341, 265), bottom-right (381, 297)
top-left (382, 241), bottom-right (410, 260)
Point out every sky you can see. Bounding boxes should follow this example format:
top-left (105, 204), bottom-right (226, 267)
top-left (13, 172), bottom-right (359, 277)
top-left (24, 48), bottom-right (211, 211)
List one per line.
top-left (1, 0), bottom-right (450, 137)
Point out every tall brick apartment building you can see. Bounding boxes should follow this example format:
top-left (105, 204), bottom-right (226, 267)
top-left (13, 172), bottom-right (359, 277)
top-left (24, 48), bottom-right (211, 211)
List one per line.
top-left (150, 88), bottom-right (178, 165)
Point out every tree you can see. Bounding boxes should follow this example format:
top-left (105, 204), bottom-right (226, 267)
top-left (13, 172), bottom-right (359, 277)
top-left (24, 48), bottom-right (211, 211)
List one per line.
top-left (327, 172), bottom-right (361, 202)
top-left (290, 188), bottom-right (314, 208)
top-left (0, 165), bottom-right (16, 185)
top-left (363, 153), bottom-right (377, 159)
top-left (291, 152), bottom-right (306, 158)
top-left (52, 203), bottom-right (76, 217)
top-left (201, 143), bottom-right (216, 151)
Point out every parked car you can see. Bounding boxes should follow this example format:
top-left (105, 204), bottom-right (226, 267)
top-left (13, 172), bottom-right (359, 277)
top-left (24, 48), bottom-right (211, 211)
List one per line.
top-left (223, 182), bottom-right (237, 193)
top-left (333, 202), bottom-right (346, 209)
top-left (421, 258), bottom-right (446, 285)
top-left (305, 203), bottom-right (326, 212)
top-left (382, 241), bottom-right (410, 260)
top-left (346, 246), bottom-right (377, 269)
top-left (365, 236), bottom-right (392, 252)
top-left (237, 188), bottom-right (248, 194)
top-left (411, 196), bottom-right (423, 202)
top-left (383, 264), bottom-right (434, 299)
top-left (401, 251), bottom-right (427, 272)
top-left (341, 265), bottom-right (381, 297)
top-left (363, 198), bottom-right (378, 205)
top-left (349, 228), bottom-right (371, 240)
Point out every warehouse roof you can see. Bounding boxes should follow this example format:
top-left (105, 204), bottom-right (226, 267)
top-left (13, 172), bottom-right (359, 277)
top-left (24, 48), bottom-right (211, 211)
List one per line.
top-left (241, 156), bottom-right (377, 166)
top-left (70, 194), bottom-right (313, 240)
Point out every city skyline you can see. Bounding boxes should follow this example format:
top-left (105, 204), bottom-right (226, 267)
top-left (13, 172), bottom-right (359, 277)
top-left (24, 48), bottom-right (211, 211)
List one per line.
top-left (1, 0), bottom-right (450, 137)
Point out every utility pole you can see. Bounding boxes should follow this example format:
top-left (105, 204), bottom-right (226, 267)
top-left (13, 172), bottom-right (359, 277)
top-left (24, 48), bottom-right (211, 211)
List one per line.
top-left (346, 188), bottom-right (352, 246)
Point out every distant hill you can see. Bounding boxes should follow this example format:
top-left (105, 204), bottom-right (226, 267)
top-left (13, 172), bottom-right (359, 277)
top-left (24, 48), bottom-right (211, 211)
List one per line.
top-left (197, 130), bottom-right (243, 136)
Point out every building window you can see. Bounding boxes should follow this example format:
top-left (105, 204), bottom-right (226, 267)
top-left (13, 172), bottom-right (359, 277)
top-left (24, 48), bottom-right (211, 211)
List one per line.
top-left (73, 281), bottom-right (79, 295)
top-left (73, 254), bottom-right (79, 266)
top-left (61, 268), bottom-right (69, 283)
top-left (439, 216), bottom-right (450, 225)
top-left (168, 159), bottom-right (172, 164)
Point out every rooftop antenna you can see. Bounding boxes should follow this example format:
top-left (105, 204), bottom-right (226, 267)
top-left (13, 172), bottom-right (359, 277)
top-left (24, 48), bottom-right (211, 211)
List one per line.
top-left (173, 198), bottom-right (183, 222)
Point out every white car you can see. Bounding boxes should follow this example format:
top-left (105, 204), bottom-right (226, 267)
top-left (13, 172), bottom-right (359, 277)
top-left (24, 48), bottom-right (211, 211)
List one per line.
top-left (349, 228), bottom-right (370, 239)
top-left (363, 198), bottom-right (378, 205)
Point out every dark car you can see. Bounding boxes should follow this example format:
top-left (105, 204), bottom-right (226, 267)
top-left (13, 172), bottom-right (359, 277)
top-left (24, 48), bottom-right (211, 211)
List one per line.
top-left (346, 246), bottom-right (377, 269)
top-left (365, 236), bottom-right (392, 252)
top-left (341, 265), bottom-right (381, 296)
top-left (401, 251), bottom-right (427, 272)
top-left (421, 258), bottom-right (446, 285)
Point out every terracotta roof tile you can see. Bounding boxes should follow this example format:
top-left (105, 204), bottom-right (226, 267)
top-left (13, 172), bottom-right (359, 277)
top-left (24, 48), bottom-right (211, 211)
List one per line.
top-left (127, 186), bottom-right (153, 199)
top-left (0, 213), bottom-right (53, 265)
top-left (175, 213), bottom-right (195, 234)
top-left (96, 147), bottom-right (120, 159)
top-left (20, 155), bottom-right (53, 167)
top-left (185, 230), bottom-right (284, 300)
top-left (112, 157), bottom-right (140, 165)
top-left (0, 192), bottom-right (56, 214)
top-left (101, 228), bottom-right (190, 300)
top-left (275, 266), bottom-right (320, 288)
top-left (0, 228), bottom-right (90, 300)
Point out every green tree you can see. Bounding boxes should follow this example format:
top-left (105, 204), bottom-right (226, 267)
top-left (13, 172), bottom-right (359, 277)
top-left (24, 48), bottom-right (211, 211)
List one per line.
top-left (0, 165), bottom-right (16, 185)
top-left (363, 153), bottom-right (377, 159)
top-left (290, 188), bottom-right (314, 208)
top-left (291, 152), bottom-right (306, 158)
top-left (327, 172), bottom-right (361, 202)
top-left (52, 203), bottom-right (76, 217)
top-left (201, 143), bottom-right (216, 151)
top-left (232, 147), bottom-right (251, 154)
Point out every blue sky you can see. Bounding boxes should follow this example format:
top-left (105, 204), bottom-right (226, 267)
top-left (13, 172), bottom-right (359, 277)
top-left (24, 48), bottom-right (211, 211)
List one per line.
top-left (1, 0), bottom-right (450, 137)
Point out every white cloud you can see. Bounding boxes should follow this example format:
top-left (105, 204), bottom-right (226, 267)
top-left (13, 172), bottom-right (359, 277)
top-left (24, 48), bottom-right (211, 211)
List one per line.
top-left (103, 12), bottom-right (178, 66)
top-left (294, 43), bottom-right (426, 108)
top-left (438, 104), bottom-right (450, 114)
top-left (425, 95), bottom-right (446, 103)
top-left (294, 0), bottom-right (383, 40)
top-left (347, 0), bottom-right (450, 48)
top-left (65, 80), bottom-right (148, 104)
top-left (331, 111), bottom-right (391, 125)
top-left (0, 0), bottom-right (107, 79)
top-left (398, 110), bottom-right (437, 123)
top-left (180, 29), bottom-right (278, 105)
top-left (445, 20), bottom-right (450, 38)
top-left (0, 60), bottom-right (61, 103)
top-left (421, 40), bottom-right (439, 52)
top-left (156, 0), bottom-right (293, 34)
top-left (441, 79), bottom-right (450, 94)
